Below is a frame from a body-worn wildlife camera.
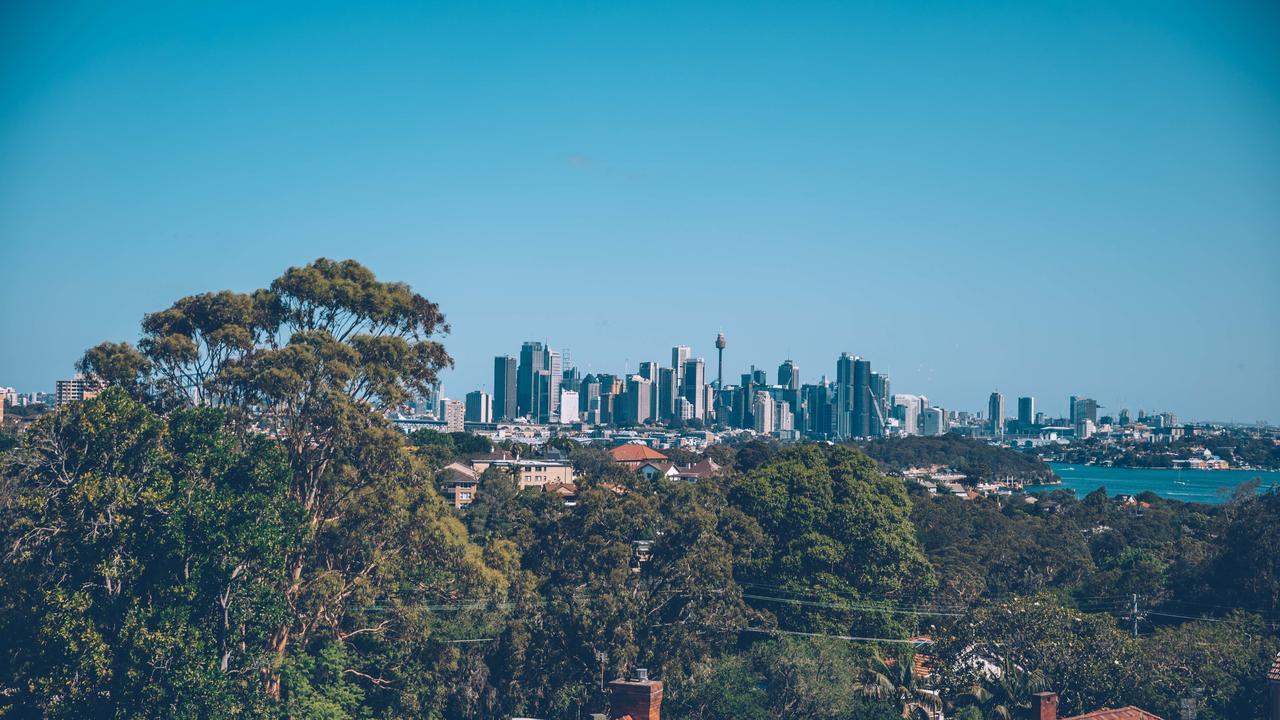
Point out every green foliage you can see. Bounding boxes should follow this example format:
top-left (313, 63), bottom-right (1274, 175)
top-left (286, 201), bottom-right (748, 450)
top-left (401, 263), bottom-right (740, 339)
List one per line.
top-left (730, 444), bottom-right (936, 637)
top-left (0, 388), bottom-right (298, 717)
top-left (856, 435), bottom-right (1055, 483)
top-left (1208, 488), bottom-right (1280, 616)
top-left (935, 596), bottom-right (1138, 716)
top-left (8, 257), bottom-right (1270, 719)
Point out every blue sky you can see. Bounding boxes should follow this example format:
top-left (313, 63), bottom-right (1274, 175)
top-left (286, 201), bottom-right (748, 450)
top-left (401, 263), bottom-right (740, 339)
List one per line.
top-left (2, 1), bottom-right (1278, 422)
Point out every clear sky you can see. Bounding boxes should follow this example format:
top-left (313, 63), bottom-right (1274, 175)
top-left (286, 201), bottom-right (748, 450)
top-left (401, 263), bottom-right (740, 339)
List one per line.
top-left (2, 1), bottom-right (1278, 423)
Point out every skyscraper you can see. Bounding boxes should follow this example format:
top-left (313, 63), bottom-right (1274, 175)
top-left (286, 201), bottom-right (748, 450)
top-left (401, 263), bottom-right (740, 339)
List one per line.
top-left (547, 349), bottom-right (562, 420)
top-left (672, 345), bottom-right (691, 389)
top-left (682, 357), bottom-right (706, 420)
top-left (559, 389), bottom-right (580, 423)
top-left (921, 407), bottom-right (945, 436)
top-left (852, 358), bottom-right (872, 438)
top-left (989, 391), bottom-right (1005, 437)
top-left (752, 390), bottom-right (775, 435)
top-left (517, 342), bottom-right (546, 419)
top-left (638, 361), bottom-right (662, 419)
top-left (835, 353), bottom-right (855, 439)
top-left (465, 390), bottom-right (491, 424)
top-left (778, 359), bottom-right (799, 390)
top-left (869, 371), bottom-right (889, 437)
top-left (1017, 396), bottom-right (1035, 430)
top-left (622, 374), bottom-right (653, 425)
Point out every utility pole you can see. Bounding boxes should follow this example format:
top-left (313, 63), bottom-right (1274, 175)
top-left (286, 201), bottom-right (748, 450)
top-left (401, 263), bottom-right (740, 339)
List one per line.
top-left (595, 649), bottom-right (608, 691)
top-left (1131, 594), bottom-right (1139, 638)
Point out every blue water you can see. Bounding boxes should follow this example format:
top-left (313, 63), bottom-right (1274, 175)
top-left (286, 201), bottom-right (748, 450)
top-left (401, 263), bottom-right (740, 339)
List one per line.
top-left (1026, 463), bottom-right (1280, 505)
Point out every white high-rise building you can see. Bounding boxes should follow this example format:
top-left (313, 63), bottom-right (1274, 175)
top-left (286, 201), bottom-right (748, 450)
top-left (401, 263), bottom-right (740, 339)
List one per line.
top-left (753, 390), bottom-right (775, 434)
top-left (775, 400), bottom-right (794, 433)
top-left (672, 345), bottom-right (691, 388)
top-left (682, 357), bottom-right (706, 420)
top-left (892, 394), bottom-right (924, 436)
top-left (921, 407), bottom-right (945, 436)
top-left (558, 389), bottom-right (580, 423)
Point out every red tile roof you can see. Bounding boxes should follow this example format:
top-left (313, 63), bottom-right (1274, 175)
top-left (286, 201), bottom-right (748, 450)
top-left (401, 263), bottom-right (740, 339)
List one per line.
top-left (1268, 652), bottom-right (1280, 682)
top-left (609, 444), bottom-right (668, 462)
top-left (1064, 708), bottom-right (1163, 720)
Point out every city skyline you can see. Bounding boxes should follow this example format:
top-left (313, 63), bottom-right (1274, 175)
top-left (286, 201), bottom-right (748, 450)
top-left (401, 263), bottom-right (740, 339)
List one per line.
top-left (2, 2), bottom-right (1278, 422)
top-left (0, 319), bottom-right (1269, 426)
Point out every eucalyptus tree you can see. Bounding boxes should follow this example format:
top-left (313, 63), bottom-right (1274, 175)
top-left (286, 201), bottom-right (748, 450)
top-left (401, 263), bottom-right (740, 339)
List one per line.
top-left (73, 259), bottom-right (500, 705)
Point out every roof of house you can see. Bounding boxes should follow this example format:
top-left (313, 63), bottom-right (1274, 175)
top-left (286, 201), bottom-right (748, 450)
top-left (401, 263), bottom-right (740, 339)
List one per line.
top-left (544, 481), bottom-right (578, 496)
top-left (1064, 708), bottom-right (1164, 720)
top-left (680, 457), bottom-right (722, 478)
top-left (609, 444), bottom-right (668, 462)
top-left (439, 462), bottom-right (478, 484)
top-left (1268, 652), bottom-right (1280, 682)
top-left (640, 461), bottom-right (678, 475)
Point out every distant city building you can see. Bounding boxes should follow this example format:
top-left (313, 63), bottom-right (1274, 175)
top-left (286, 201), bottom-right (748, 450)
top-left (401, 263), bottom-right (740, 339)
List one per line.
top-left (671, 345), bottom-right (691, 389)
top-left (835, 353), bottom-right (855, 439)
top-left (892, 394), bottom-right (925, 436)
top-left (1017, 396), bottom-right (1035, 430)
top-left (869, 371), bottom-right (890, 436)
top-left (774, 399), bottom-right (794, 435)
top-left (620, 375), bottom-right (653, 425)
top-left (778, 359), bottom-right (799, 391)
top-left (752, 390), bottom-right (774, 435)
top-left (921, 406), bottom-right (945, 436)
top-left (988, 391), bottom-right (1005, 436)
top-left (1069, 395), bottom-right (1100, 426)
top-left (443, 399), bottom-right (465, 432)
top-left (493, 355), bottom-right (517, 421)
top-left (465, 390), bottom-right (491, 424)
top-left (56, 374), bottom-right (103, 406)
top-left (852, 358), bottom-right (872, 437)
top-left (559, 389), bottom-right (580, 423)
top-left (681, 357), bottom-right (706, 420)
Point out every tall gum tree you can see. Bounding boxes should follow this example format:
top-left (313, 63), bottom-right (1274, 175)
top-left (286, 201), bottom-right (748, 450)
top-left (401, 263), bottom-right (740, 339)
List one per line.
top-left (76, 258), bottom-right (497, 699)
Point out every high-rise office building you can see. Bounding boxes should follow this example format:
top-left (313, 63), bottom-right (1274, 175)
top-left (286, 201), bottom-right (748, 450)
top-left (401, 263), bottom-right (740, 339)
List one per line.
top-left (465, 390), bottom-right (492, 424)
top-left (682, 357), bottom-right (706, 420)
top-left (547, 350), bottom-right (562, 420)
top-left (835, 353), bottom-right (855, 439)
top-left (921, 406), bottom-right (945, 436)
top-left (620, 375), bottom-right (653, 425)
top-left (869, 372), bottom-right (890, 437)
top-left (802, 381), bottom-right (833, 438)
top-left (672, 345), bottom-right (691, 388)
top-left (775, 400), bottom-right (794, 434)
top-left (1017, 396), bottom-right (1035, 430)
top-left (559, 390), bottom-right (580, 423)
top-left (517, 342), bottom-right (546, 419)
top-left (657, 367), bottom-right (676, 420)
top-left (989, 391), bottom-right (1005, 436)
top-left (752, 390), bottom-right (775, 435)
top-left (1072, 397), bottom-right (1100, 424)
top-left (778, 359), bottom-right (799, 390)
top-left (638, 361), bottom-right (662, 420)
top-left (852, 358), bottom-right (872, 438)
top-left (892, 394), bottom-right (924, 436)
top-left (493, 356), bottom-right (517, 421)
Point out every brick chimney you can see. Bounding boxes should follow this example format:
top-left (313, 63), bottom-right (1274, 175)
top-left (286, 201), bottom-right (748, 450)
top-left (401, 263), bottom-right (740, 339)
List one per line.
top-left (1034, 692), bottom-right (1058, 720)
top-left (609, 669), bottom-right (663, 720)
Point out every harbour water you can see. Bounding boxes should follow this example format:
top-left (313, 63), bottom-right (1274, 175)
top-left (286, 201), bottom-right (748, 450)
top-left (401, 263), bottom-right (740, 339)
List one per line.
top-left (1026, 463), bottom-right (1280, 505)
